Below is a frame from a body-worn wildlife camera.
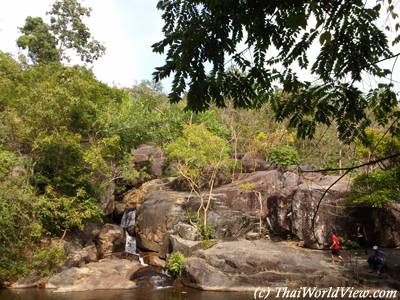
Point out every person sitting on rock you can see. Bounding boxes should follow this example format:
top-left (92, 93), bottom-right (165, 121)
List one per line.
top-left (330, 230), bottom-right (344, 264)
top-left (368, 245), bottom-right (385, 274)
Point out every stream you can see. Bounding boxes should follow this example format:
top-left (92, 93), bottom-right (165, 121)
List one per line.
top-left (0, 288), bottom-right (251, 300)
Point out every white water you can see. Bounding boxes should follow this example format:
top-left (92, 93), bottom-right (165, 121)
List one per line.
top-left (120, 208), bottom-right (147, 266)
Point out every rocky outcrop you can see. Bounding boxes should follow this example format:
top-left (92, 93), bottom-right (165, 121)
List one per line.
top-left (46, 258), bottom-right (140, 292)
top-left (353, 203), bottom-right (400, 248)
top-left (240, 153), bottom-right (271, 173)
top-left (132, 144), bottom-right (165, 177)
top-left (169, 235), bottom-right (203, 257)
top-left (135, 179), bottom-right (188, 255)
top-left (63, 244), bottom-right (98, 268)
top-left (97, 224), bottom-right (125, 258)
top-left (183, 240), bottom-right (351, 291)
top-left (134, 169), bottom-right (354, 252)
top-left (100, 182), bottom-right (116, 215)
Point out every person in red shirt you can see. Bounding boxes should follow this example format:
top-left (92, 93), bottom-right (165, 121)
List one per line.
top-left (330, 230), bottom-right (344, 264)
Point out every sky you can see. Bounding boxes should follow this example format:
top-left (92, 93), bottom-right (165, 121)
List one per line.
top-left (0, 1), bottom-right (399, 94)
top-left (0, 0), bottom-right (171, 90)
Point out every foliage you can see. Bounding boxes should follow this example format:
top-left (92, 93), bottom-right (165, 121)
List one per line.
top-left (34, 186), bottom-right (102, 235)
top-left (267, 145), bottom-right (300, 167)
top-left (17, 17), bottom-right (59, 64)
top-left (346, 167), bottom-right (400, 208)
top-left (17, 0), bottom-right (105, 64)
top-left (239, 182), bottom-right (256, 191)
top-left (355, 127), bottom-right (400, 166)
top-left (166, 251), bottom-right (186, 277)
top-left (165, 123), bottom-right (233, 187)
top-left (0, 150), bottom-right (37, 284)
top-left (32, 245), bottom-right (65, 276)
top-left (202, 239), bottom-right (215, 250)
top-left (197, 221), bottom-right (215, 241)
top-left (154, 1), bottom-right (399, 141)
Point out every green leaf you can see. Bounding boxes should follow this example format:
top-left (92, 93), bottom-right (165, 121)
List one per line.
top-left (319, 31), bottom-right (331, 45)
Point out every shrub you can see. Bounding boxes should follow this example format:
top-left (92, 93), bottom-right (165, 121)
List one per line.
top-left (166, 251), bottom-right (186, 277)
top-left (32, 246), bottom-right (65, 276)
top-left (267, 145), bottom-right (299, 167)
top-left (197, 222), bottom-right (215, 240)
top-left (346, 167), bottom-right (400, 208)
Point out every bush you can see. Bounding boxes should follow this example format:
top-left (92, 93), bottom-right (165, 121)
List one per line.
top-left (166, 251), bottom-right (186, 277)
top-left (32, 246), bottom-right (65, 276)
top-left (197, 222), bottom-right (215, 240)
top-left (346, 167), bottom-right (400, 208)
top-left (267, 145), bottom-right (299, 167)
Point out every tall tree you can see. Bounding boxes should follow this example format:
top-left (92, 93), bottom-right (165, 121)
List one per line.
top-left (17, 17), bottom-right (59, 64)
top-left (17, 0), bottom-right (105, 64)
top-left (153, 0), bottom-right (400, 141)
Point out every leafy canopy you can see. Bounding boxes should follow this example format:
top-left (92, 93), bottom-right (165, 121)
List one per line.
top-left (153, 0), bottom-right (400, 141)
top-left (17, 0), bottom-right (105, 64)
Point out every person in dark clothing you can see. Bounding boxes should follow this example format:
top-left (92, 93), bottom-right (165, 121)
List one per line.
top-left (368, 245), bottom-right (385, 274)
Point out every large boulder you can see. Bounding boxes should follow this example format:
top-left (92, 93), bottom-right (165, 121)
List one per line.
top-left (183, 240), bottom-right (352, 291)
top-left (46, 258), bottom-right (140, 292)
top-left (132, 144), bottom-right (165, 177)
top-left (240, 153), bottom-right (271, 173)
top-left (352, 203), bottom-right (400, 248)
top-left (63, 244), bottom-right (98, 268)
top-left (169, 235), bottom-right (203, 257)
top-left (291, 175), bottom-right (352, 249)
top-left (135, 179), bottom-right (189, 255)
top-left (100, 182), bottom-right (115, 215)
top-left (97, 224), bottom-right (125, 258)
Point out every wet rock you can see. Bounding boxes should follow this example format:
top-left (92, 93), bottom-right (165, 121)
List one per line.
top-left (130, 266), bottom-right (173, 289)
top-left (10, 275), bottom-right (44, 289)
top-left (145, 253), bottom-right (166, 268)
top-left (97, 224), bottom-right (125, 258)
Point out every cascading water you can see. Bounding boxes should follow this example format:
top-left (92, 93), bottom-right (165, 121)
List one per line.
top-left (120, 208), bottom-right (147, 266)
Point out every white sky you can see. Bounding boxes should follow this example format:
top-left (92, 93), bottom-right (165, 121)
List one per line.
top-left (0, 0), bottom-right (172, 90)
top-left (0, 1), bottom-right (399, 94)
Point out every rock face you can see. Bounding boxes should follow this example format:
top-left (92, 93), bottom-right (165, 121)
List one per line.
top-left (132, 144), bottom-right (165, 177)
top-left (169, 234), bottom-right (203, 257)
top-left (100, 182), bottom-right (116, 215)
top-left (183, 240), bottom-right (351, 291)
top-left (135, 179), bottom-right (189, 254)
top-left (353, 203), bottom-right (400, 248)
top-left (63, 244), bottom-right (98, 268)
top-left (97, 224), bottom-right (125, 258)
top-left (240, 153), bottom-right (271, 173)
top-left (212, 170), bottom-right (354, 249)
top-left (46, 258), bottom-right (140, 292)
top-left (134, 169), bottom-right (354, 252)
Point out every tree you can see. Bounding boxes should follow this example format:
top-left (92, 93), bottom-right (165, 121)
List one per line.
top-left (153, 1), bottom-right (400, 141)
top-left (17, 17), bottom-right (59, 64)
top-left (166, 124), bottom-right (233, 233)
top-left (17, 0), bottom-right (105, 64)
top-left (48, 0), bottom-right (105, 63)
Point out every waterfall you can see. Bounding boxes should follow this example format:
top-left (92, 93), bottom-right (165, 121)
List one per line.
top-left (121, 208), bottom-right (137, 254)
top-left (120, 208), bottom-right (147, 266)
